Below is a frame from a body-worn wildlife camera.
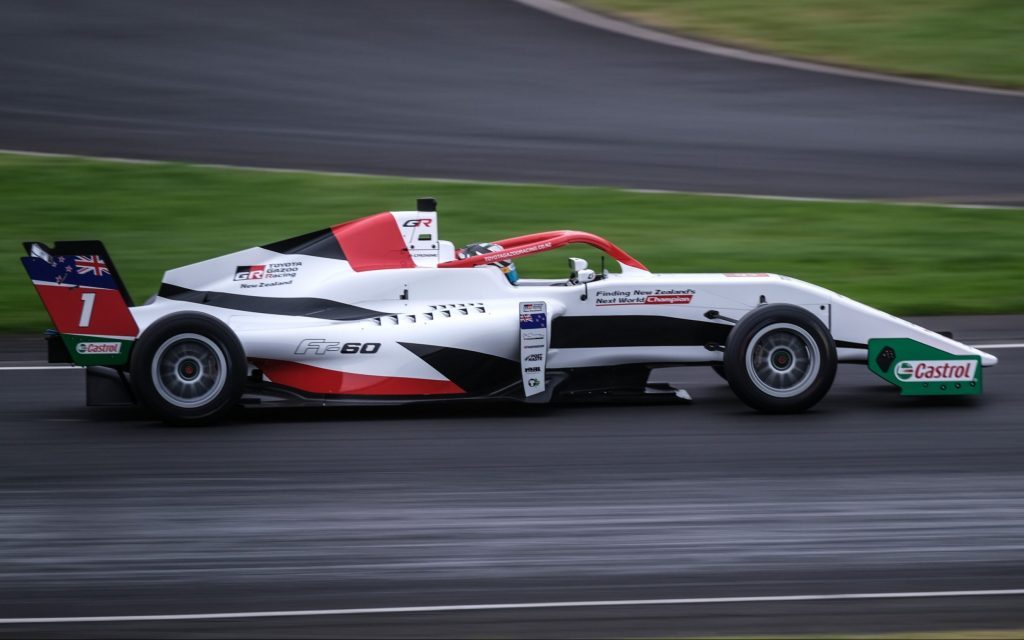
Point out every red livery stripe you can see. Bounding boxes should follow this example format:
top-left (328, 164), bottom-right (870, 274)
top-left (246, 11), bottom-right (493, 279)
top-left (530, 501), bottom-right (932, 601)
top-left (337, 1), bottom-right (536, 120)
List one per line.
top-left (331, 212), bottom-right (416, 272)
top-left (252, 359), bottom-right (464, 396)
top-left (33, 284), bottom-right (138, 337)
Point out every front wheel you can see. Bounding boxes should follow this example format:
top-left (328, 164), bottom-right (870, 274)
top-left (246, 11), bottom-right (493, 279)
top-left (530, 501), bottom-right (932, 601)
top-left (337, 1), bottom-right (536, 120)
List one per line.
top-left (723, 304), bottom-right (836, 413)
top-left (130, 313), bottom-right (246, 424)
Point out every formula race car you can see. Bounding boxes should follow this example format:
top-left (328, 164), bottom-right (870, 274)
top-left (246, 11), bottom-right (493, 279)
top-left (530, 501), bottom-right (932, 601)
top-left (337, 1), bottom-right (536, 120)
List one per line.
top-left (22, 198), bottom-right (997, 423)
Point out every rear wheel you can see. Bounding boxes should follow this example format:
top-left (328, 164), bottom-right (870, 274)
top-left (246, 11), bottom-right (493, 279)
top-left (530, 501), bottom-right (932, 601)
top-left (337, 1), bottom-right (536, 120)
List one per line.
top-left (723, 304), bottom-right (836, 413)
top-left (131, 313), bottom-right (246, 424)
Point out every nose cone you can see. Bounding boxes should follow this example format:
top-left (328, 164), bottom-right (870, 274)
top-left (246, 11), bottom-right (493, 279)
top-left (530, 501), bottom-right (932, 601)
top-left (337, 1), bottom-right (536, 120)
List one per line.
top-left (979, 351), bottom-right (999, 367)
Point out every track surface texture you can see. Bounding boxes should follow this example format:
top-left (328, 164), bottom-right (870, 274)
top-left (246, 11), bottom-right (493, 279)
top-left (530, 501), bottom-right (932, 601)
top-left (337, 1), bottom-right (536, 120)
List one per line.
top-left (1, 316), bottom-right (1023, 638)
top-left (1, 0), bottom-right (1024, 204)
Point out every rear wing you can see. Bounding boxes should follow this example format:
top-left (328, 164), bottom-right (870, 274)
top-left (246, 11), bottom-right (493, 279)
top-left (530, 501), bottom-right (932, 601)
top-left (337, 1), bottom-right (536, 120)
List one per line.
top-left (21, 241), bottom-right (138, 366)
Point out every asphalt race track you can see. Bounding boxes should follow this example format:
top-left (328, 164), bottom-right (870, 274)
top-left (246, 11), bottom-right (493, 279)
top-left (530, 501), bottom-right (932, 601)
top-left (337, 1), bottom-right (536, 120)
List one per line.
top-left (1, 316), bottom-right (1023, 638)
top-left (3, 1), bottom-right (1024, 637)
top-left (1, 0), bottom-right (1024, 203)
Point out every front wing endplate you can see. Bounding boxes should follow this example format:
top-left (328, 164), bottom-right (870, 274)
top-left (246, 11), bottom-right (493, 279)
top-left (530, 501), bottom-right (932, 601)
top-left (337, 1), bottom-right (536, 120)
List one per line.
top-left (868, 338), bottom-right (981, 396)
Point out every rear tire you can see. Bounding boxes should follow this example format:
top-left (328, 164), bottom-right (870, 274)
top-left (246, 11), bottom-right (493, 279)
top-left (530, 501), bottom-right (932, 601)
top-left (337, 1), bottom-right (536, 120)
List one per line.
top-left (130, 313), bottom-right (246, 424)
top-left (723, 304), bottom-right (836, 413)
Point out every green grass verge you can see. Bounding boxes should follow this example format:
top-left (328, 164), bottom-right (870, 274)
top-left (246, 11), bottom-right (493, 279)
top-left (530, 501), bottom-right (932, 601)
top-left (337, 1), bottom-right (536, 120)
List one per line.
top-left (572, 0), bottom-right (1024, 89)
top-left (2, 153), bottom-right (1022, 333)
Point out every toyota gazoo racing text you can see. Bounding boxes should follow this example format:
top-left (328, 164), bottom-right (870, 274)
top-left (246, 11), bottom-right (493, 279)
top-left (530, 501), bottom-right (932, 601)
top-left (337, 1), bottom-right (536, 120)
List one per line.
top-left (21, 198), bottom-right (997, 423)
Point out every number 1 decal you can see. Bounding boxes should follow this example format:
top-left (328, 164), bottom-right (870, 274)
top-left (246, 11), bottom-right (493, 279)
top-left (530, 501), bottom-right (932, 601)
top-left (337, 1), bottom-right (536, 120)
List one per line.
top-left (79, 292), bottom-right (96, 327)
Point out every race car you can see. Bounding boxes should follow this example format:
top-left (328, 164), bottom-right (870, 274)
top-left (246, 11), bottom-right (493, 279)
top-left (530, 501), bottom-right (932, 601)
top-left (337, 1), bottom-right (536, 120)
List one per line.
top-left (21, 198), bottom-right (997, 423)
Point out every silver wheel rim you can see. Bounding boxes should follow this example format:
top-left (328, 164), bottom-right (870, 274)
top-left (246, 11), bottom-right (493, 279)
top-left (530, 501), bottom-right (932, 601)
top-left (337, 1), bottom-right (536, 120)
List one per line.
top-left (151, 333), bottom-right (227, 408)
top-left (745, 323), bottom-right (820, 398)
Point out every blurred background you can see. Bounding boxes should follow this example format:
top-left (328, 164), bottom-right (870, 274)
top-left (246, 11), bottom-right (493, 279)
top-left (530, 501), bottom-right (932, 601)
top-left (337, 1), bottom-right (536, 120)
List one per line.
top-left (1, 1), bottom-right (1023, 637)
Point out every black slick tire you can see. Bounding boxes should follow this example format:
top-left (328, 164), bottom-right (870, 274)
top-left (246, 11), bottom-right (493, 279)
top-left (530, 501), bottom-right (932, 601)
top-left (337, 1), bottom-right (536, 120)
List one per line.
top-left (130, 312), bottom-right (246, 425)
top-left (723, 304), bottom-right (837, 414)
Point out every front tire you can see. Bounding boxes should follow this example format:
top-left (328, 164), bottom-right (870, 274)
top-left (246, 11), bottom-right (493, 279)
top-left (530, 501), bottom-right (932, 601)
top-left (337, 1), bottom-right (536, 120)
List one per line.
top-left (130, 313), bottom-right (246, 424)
top-left (723, 304), bottom-right (836, 413)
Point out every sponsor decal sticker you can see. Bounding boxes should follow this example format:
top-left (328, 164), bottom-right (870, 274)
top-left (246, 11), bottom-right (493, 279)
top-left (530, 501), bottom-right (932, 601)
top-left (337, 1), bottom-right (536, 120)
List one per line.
top-left (595, 288), bottom-right (695, 306)
top-left (235, 261), bottom-right (303, 288)
top-left (484, 242), bottom-right (552, 263)
top-left (75, 341), bottom-right (121, 355)
top-left (894, 360), bottom-right (977, 382)
top-left (520, 313), bottom-right (547, 329)
top-left (62, 335), bottom-right (133, 365)
top-left (234, 265), bottom-right (266, 280)
top-left (402, 218), bottom-right (432, 228)
top-left (643, 294), bottom-right (694, 305)
top-left (867, 338), bottom-right (982, 396)
top-left (519, 302), bottom-right (548, 397)
top-left (295, 339), bottom-right (380, 355)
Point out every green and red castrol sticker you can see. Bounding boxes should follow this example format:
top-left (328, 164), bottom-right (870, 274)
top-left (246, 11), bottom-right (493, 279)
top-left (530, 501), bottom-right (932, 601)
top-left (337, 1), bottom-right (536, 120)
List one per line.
top-left (867, 338), bottom-right (981, 396)
top-left (61, 334), bottom-right (133, 366)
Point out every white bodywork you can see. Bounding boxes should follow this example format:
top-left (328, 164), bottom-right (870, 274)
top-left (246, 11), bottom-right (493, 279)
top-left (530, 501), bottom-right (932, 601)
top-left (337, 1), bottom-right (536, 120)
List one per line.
top-left (129, 209), bottom-right (996, 399)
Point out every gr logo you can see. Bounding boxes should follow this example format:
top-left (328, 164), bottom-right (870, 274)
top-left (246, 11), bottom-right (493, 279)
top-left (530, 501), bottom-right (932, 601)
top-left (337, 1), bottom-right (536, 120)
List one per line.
top-left (234, 265), bottom-right (266, 280)
top-left (295, 340), bottom-right (381, 355)
top-left (402, 219), bottom-right (432, 228)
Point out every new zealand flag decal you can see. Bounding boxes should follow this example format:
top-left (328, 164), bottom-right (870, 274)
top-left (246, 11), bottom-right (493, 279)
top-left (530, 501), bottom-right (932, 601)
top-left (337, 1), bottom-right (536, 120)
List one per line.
top-left (23, 253), bottom-right (117, 290)
top-left (519, 313), bottom-right (547, 329)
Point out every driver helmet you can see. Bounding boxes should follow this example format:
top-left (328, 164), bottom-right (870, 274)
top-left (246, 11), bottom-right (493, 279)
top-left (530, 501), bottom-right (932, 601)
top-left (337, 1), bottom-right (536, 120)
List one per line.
top-left (457, 242), bottom-right (519, 284)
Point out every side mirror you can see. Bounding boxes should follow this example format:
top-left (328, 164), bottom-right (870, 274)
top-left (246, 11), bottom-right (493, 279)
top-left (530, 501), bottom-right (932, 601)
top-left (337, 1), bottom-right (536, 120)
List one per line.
top-left (576, 268), bottom-right (597, 283)
top-left (569, 258), bottom-right (596, 284)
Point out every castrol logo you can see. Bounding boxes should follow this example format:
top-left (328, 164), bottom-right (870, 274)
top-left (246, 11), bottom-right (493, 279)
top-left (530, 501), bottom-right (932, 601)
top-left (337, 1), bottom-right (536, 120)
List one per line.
top-left (894, 360), bottom-right (976, 382)
top-left (76, 342), bottom-right (121, 355)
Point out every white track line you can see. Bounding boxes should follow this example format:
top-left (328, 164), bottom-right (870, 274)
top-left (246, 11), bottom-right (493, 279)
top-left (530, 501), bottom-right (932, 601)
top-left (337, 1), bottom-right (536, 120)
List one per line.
top-left (2, 148), bottom-right (1021, 210)
top-left (3, 588), bottom-right (1024, 625)
top-left (512, 0), bottom-right (1024, 99)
